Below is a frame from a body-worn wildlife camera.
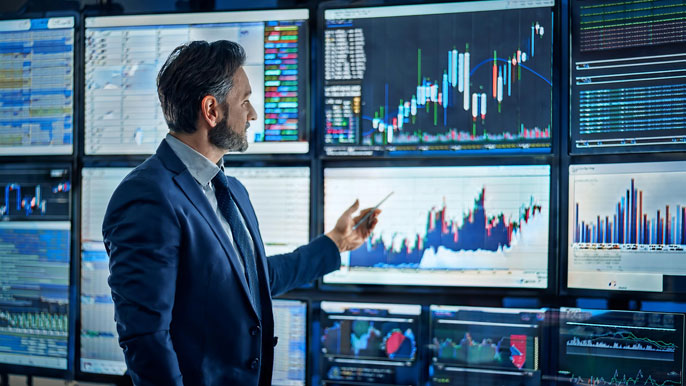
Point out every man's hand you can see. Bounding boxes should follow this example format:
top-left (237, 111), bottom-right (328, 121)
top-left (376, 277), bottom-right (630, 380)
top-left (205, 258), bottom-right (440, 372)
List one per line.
top-left (325, 199), bottom-right (381, 252)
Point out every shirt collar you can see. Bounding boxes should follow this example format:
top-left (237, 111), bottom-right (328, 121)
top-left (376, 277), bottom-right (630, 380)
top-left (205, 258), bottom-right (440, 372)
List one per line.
top-left (165, 133), bottom-right (223, 186)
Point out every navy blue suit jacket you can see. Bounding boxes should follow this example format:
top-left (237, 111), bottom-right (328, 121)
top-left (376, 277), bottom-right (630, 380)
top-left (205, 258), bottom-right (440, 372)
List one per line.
top-left (102, 140), bottom-right (340, 385)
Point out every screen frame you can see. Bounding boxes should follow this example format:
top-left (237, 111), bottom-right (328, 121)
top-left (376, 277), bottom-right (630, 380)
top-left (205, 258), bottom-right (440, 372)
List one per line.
top-left (316, 155), bottom-right (559, 297)
top-left (567, 0), bottom-right (686, 156)
top-left (80, 7), bottom-right (312, 159)
top-left (560, 153), bottom-right (686, 300)
top-left (0, 160), bottom-right (74, 379)
top-left (315, 0), bottom-right (560, 159)
top-left (0, 13), bottom-right (78, 158)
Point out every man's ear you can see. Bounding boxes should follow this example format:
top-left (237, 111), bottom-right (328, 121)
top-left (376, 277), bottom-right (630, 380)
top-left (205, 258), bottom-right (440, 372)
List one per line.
top-left (200, 95), bottom-right (220, 128)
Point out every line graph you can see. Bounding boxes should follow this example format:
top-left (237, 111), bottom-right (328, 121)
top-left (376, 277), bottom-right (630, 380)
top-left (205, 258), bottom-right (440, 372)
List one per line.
top-left (559, 309), bottom-right (684, 386)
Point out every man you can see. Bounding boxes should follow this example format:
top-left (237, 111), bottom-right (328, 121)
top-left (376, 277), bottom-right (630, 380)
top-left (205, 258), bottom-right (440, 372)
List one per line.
top-left (102, 40), bottom-right (380, 386)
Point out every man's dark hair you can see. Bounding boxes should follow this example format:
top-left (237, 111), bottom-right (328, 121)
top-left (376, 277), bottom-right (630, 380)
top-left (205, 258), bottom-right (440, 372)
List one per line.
top-left (157, 40), bottom-right (246, 133)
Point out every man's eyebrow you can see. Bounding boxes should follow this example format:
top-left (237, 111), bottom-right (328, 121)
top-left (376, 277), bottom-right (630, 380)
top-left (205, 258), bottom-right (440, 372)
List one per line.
top-left (243, 90), bottom-right (252, 99)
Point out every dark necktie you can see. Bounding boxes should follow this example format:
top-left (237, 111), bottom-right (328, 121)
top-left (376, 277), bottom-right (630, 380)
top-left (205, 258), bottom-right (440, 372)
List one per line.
top-left (212, 171), bottom-right (261, 318)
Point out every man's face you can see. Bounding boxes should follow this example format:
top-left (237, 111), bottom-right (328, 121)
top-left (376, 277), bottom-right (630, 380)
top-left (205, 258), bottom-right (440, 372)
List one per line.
top-left (208, 67), bottom-right (257, 152)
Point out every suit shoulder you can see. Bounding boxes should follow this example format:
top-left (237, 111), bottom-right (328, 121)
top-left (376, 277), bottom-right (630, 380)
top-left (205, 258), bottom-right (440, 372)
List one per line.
top-left (107, 156), bottom-right (176, 210)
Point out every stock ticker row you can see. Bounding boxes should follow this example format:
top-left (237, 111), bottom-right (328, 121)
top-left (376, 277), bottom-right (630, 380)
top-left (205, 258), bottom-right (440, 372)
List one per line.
top-left (2, 0), bottom-right (686, 384)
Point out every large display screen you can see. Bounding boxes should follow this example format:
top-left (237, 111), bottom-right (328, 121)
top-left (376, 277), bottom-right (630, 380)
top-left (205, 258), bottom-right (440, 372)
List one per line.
top-left (85, 9), bottom-right (309, 155)
top-left (323, 165), bottom-right (550, 288)
top-left (319, 301), bottom-right (421, 385)
top-left (79, 165), bottom-right (310, 374)
top-left (322, 0), bottom-right (554, 156)
top-left (0, 168), bottom-right (71, 369)
top-left (557, 308), bottom-right (684, 386)
top-left (272, 299), bottom-right (307, 386)
top-left (570, 0), bottom-right (686, 152)
top-left (429, 306), bottom-right (547, 386)
top-left (225, 167), bottom-right (310, 256)
top-left (80, 167), bottom-right (131, 375)
top-left (568, 161), bottom-right (686, 292)
top-left (0, 17), bottom-right (74, 155)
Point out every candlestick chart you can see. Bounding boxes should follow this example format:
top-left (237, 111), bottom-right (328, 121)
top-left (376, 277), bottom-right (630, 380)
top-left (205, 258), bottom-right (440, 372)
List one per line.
top-left (323, 5), bottom-right (552, 155)
top-left (323, 165), bottom-right (550, 288)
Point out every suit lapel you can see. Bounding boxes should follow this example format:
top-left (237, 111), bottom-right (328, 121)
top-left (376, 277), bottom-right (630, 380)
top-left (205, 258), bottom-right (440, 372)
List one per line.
top-left (156, 141), bottom-right (256, 316)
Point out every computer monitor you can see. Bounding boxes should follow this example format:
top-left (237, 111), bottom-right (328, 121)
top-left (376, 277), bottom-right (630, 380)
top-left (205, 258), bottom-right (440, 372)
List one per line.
top-left (79, 166), bottom-right (311, 374)
top-left (80, 167), bottom-right (131, 375)
top-left (568, 161), bottom-right (686, 293)
top-left (225, 167), bottom-right (310, 256)
top-left (429, 305), bottom-right (547, 386)
top-left (272, 299), bottom-right (307, 386)
top-left (0, 167), bottom-right (71, 370)
top-left (323, 165), bottom-right (550, 288)
top-left (84, 9), bottom-right (309, 155)
top-left (557, 308), bottom-right (684, 386)
top-left (321, 0), bottom-right (554, 156)
top-left (570, 0), bottom-right (686, 153)
top-left (0, 17), bottom-right (74, 155)
top-left (318, 301), bottom-right (421, 385)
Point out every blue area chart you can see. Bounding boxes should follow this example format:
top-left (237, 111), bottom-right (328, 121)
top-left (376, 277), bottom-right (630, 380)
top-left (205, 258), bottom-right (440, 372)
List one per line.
top-left (349, 188), bottom-right (542, 268)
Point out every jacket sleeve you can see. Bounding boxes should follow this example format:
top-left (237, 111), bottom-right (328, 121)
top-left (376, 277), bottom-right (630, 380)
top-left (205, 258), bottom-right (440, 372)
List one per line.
top-left (103, 177), bottom-right (183, 386)
top-left (266, 235), bottom-right (341, 296)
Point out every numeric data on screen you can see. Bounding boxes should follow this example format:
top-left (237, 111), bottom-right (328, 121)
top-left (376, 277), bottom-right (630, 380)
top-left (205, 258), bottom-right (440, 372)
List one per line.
top-left (272, 299), bottom-right (307, 386)
top-left (0, 167), bottom-right (71, 370)
top-left (571, 0), bottom-right (686, 152)
top-left (80, 167), bottom-right (131, 375)
top-left (0, 17), bottom-right (74, 155)
top-left (85, 10), bottom-right (309, 155)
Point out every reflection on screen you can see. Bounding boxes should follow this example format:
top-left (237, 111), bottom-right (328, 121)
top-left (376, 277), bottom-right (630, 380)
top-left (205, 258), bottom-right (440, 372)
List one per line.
top-left (558, 308), bottom-right (685, 386)
top-left (0, 168), bottom-right (71, 369)
top-left (85, 10), bottom-right (309, 155)
top-left (0, 17), bottom-right (74, 155)
top-left (322, 0), bottom-right (553, 156)
top-left (430, 306), bottom-right (546, 386)
top-left (319, 302), bottom-right (421, 385)
top-left (324, 165), bottom-right (550, 288)
top-left (568, 161), bottom-right (686, 292)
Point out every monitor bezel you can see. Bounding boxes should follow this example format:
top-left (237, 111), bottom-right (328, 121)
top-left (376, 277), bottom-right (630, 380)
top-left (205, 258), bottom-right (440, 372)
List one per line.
top-left (315, 0), bottom-right (560, 159)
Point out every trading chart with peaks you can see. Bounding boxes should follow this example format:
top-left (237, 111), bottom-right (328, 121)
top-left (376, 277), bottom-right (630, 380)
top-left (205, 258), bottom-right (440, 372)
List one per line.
top-left (558, 308), bottom-right (685, 386)
top-left (323, 0), bottom-right (553, 156)
top-left (323, 165), bottom-right (550, 288)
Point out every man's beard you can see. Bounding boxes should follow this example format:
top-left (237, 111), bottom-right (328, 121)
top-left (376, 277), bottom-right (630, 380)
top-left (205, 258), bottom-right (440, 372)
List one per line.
top-left (208, 113), bottom-right (249, 152)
